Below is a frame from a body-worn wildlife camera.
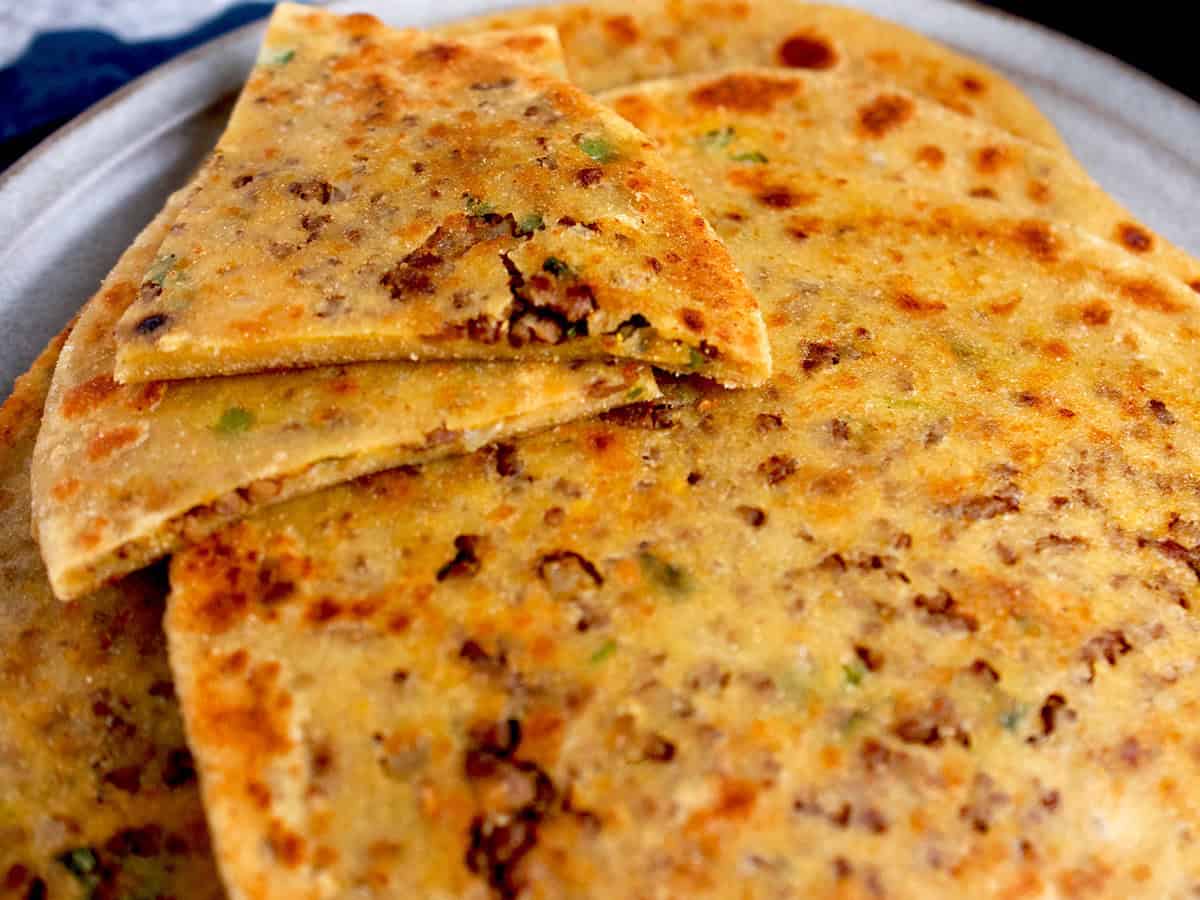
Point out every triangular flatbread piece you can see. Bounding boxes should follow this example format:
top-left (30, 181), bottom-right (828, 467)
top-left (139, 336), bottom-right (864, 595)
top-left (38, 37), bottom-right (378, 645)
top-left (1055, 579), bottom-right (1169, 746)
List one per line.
top-left (34, 166), bottom-right (657, 601)
top-left (0, 333), bottom-right (222, 898)
top-left (112, 4), bottom-right (769, 387)
top-left (169, 168), bottom-right (1200, 897)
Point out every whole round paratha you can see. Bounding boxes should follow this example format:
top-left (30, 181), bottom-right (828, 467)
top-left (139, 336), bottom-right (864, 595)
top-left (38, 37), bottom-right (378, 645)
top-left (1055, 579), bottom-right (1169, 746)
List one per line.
top-left (445, 0), bottom-right (1068, 151)
top-left (166, 155), bottom-right (1200, 898)
top-left (0, 334), bottom-right (223, 900)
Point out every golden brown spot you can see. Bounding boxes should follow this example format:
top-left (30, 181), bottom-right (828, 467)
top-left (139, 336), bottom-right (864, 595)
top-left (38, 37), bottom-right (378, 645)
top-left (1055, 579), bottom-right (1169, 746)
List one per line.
top-left (314, 846), bottom-right (339, 869)
top-left (1013, 221), bottom-right (1059, 263)
top-left (339, 12), bottom-right (381, 34)
top-left (1189, 280), bottom-right (1200, 295)
top-left (1027, 180), bottom-right (1051, 205)
top-left (713, 777), bottom-right (757, 820)
top-left (1081, 300), bottom-right (1112, 325)
top-left (969, 186), bottom-right (999, 200)
top-left (196, 660), bottom-right (293, 762)
top-left (895, 291), bottom-right (947, 316)
top-left (500, 34), bottom-right (548, 54)
top-left (222, 649), bottom-right (250, 674)
top-left (197, 592), bottom-right (250, 634)
top-left (61, 374), bottom-right (120, 419)
top-left (987, 296), bottom-right (1021, 316)
top-left (100, 280), bottom-right (136, 310)
top-left (679, 308), bottom-right (705, 332)
top-left (973, 145), bottom-right (1010, 174)
top-left (86, 425), bottom-right (141, 462)
top-left (689, 73), bottom-right (800, 114)
top-left (756, 187), bottom-right (812, 209)
top-left (306, 598), bottom-right (343, 623)
top-left (1114, 278), bottom-right (1182, 314)
top-left (1043, 340), bottom-right (1071, 360)
top-left (77, 516), bottom-right (109, 550)
top-left (1116, 222), bottom-right (1155, 253)
top-left (51, 477), bottom-right (80, 502)
top-left (857, 94), bottom-right (914, 137)
top-left (777, 33), bottom-right (837, 70)
top-left (603, 14), bottom-right (640, 45)
top-left (916, 145), bottom-right (945, 168)
top-left (961, 74), bottom-right (987, 95)
top-left (268, 821), bottom-right (307, 867)
top-left (126, 380), bottom-right (167, 413)
top-left (610, 94), bottom-right (656, 131)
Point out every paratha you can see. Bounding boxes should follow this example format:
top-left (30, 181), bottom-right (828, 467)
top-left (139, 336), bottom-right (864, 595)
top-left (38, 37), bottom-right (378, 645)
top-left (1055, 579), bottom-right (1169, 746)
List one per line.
top-left (600, 68), bottom-right (1200, 288)
top-left (111, 4), bottom-right (769, 388)
top-left (32, 171), bottom-right (657, 603)
top-left (445, 0), bottom-right (1067, 151)
top-left (0, 333), bottom-right (223, 899)
top-left (167, 163), bottom-right (1200, 896)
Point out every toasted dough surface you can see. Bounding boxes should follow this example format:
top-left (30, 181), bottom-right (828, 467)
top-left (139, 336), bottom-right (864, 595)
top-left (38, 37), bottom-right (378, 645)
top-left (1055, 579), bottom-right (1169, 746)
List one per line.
top-left (169, 156), bottom-right (1200, 898)
top-left (0, 334), bottom-right (224, 899)
top-left (34, 148), bottom-right (657, 603)
top-left (112, 4), bottom-right (769, 387)
top-left (600, 68), bottom-right (1200, 289)
top-left (446, 0), bottom-right (1068, 150)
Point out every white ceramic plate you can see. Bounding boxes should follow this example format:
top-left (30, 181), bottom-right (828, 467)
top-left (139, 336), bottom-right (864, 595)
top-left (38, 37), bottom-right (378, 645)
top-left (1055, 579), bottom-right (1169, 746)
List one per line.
top-left (1, 0), bottom-right (1198, 393)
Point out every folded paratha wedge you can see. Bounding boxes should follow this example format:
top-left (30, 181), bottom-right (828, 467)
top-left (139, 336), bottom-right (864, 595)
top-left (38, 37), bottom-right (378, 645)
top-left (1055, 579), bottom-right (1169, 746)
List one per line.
top-left (0, 333), bottom-right (223, 900)
top-left (167, 165), bottom-right (1200, 898)
top-left (33, 172), bottom-right (658, 601)
top-left (112, 4), bottom-right (769, 387)
top-left (601, 68), bottom-right (1200, 288)
top-left (446, 0), bottom-right (1068, 151)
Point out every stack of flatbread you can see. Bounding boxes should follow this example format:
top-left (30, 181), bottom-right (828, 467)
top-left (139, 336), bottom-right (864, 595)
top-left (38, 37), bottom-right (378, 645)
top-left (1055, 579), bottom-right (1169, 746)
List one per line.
top-left (4, 3), bottom-right (1199, 898)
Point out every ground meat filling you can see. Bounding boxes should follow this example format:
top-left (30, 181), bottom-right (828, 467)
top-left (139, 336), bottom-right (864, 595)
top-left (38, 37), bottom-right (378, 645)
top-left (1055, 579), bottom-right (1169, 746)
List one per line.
top-left (503, 255), bottom-right (597, 347)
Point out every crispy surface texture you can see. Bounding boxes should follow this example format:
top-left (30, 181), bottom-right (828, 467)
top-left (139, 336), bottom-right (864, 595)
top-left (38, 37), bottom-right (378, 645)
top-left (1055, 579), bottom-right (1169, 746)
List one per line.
top-left (445, 0), bottom-right (1068, 150)
top-left (0, 334), bottom-right (223, 899)
top-left (601, 68), bottom-right (1200, 288)
top-left (112, 5), bottom-right (769, 387)
top-left (168, 159), bottom-right (1200, 897)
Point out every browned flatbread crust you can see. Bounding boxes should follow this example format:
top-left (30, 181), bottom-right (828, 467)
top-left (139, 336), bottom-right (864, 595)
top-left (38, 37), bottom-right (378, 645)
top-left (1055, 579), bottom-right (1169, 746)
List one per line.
top-left (0, 333), bottom-right (223, 899)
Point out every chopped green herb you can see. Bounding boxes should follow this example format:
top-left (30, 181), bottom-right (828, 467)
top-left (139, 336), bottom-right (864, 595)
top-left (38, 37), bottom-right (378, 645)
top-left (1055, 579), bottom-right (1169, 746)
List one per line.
top-left (842, 662), bottom-right (866, 686)
top-left (516, 213), bottom-right (544, 236)
top-left (214, 406), bottom-right (255, 435)
top-left (731, 151), bottom-right (769, 164)
top-left (119, 854), bottom-right (171, 900)
top-left (626, 386), bottom-right (645, 401)
top-left (58, 847), bottom-right (101, 895)
top-left (144, 254), bottom-right (177, 287)
top-left (542, 256), bottom-right (573, 278)
top-left (564, 321), bottom-right (587, 339)
top-left (638, 551), bottom-right (691, 595)
top-left (464, 194), bottom-right (495, 217)
top-left (577, 135), bottom-right (618, 163)
top-left (262, 48), bottom-right (295, 66)
top-left (699, 126), bottom-right (736, 148)
top-left (841, 709), bottom-right (870, 734)
top-left (590, 639), bottom-right (617, 663)
top-left (687, 347), bottom-right (707, 370)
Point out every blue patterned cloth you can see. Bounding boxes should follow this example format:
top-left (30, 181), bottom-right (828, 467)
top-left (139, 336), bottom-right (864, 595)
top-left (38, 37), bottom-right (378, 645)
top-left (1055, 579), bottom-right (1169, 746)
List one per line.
top-left (0, 3), bottom-right (273, 168)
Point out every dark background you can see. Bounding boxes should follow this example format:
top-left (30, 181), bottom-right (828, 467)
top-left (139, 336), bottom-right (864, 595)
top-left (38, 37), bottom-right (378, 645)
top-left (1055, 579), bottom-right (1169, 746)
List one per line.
top-left (1, 3), bottom-right (1196, 172)
top-left (981, 2), bottom-right (1196, 102)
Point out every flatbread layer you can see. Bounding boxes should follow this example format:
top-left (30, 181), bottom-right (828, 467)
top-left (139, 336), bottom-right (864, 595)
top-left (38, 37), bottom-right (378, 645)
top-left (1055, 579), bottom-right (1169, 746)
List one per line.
top-left (35, 146), bottom-right (657, 602)
top-left (444, 0), bottom-right (1067, 151)
top-left (0, 333), bottom-right (223, 899)
top-left (112, 4), bottom-right (769, 387)
top-left (167, 164), bottom-right (1200, 896)
top-left (600, 68), bottom-right (1200, 289)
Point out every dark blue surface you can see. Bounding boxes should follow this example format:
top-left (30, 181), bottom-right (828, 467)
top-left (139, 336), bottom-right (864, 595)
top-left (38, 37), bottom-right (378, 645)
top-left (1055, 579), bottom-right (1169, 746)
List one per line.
top-left (0, 3), bottom-right (274, 170)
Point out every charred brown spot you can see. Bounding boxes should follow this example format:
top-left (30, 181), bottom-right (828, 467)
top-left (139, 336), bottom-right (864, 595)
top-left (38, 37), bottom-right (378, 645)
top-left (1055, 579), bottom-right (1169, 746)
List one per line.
top-left (492, 442), bottom-right (521, 477)
top-left (759, 454), bottom-right (798, 486)
top-left (892, 697), bottom-right (970, 747)
top-left (895, 291), bottom-right (947, 315)
top-left (576, 167), bottom-right (604, 187)
top-left (1115, 277), bottom-right (1182, 313)
top-left (299, 212), bottom-right (332, 243)
top-left (288, 179), bottom-right (333, 204)
top-left (1080, 630), bottom-right (1132, 682)
top-left (973, 145), bottom-right (1010, 174)
top-left (1080, 300), bottom-right (1112, 325)
top-left (969, 186), bottom-right (999, 200)
top-left (1014, 221), bottom-right (1059, 262)
top-left (643, 733), bottom-right (677, 762)
top-left (603, 14), bottom-right (640, 45)
top-left (1149, 399), bottom-right (1177, 425)
top-left (438, 534), bottom-right (483, 581)
top-left (857, 94), bottom-right (914, 137)
top-left (1116, 222), bottom-right (1154, 253)
top-left (968, 658), bottom-right (1000, 682)
top-left (1029, 694), bottom-right (1072, 741)
top-left (802, 341), bottom-right (840, 373)
top-left (1139, 536), bottom-right (1200, 583)
top-left (679, 307), bottom-right (705, 332)
top-left (777, 33), bottom-right (837, 69)
top-left (736, 505), bottom-right (767, 528)
top-left (381, 214), bottom-right (518, 301)
top-left (916, 145), bottom-right (945, 168)
top-left (913, 589), bottom-right (978, 632)
top-left (854, 644), bottom-right (884, 672)
top-left (102, 764), bottom-right (143, 794)
top-left (600, 402), bottom-right (676, 430)
top-left (162, 747), bottom-right (197, 787)
top-left (943, 489), bottom-right (1020, 522)
top-left (756, 412), bottom-right (785, 433)
top-left (689, 73), bottom-right (799, 113)
top-left (232, 173), bottom-right (254, 188)
top-left (756, 187), bottom-right (810, 209)
top-left (961, 74), bottom-right (987, 94)
top-left (537, 550), bottom-right (603, 590)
